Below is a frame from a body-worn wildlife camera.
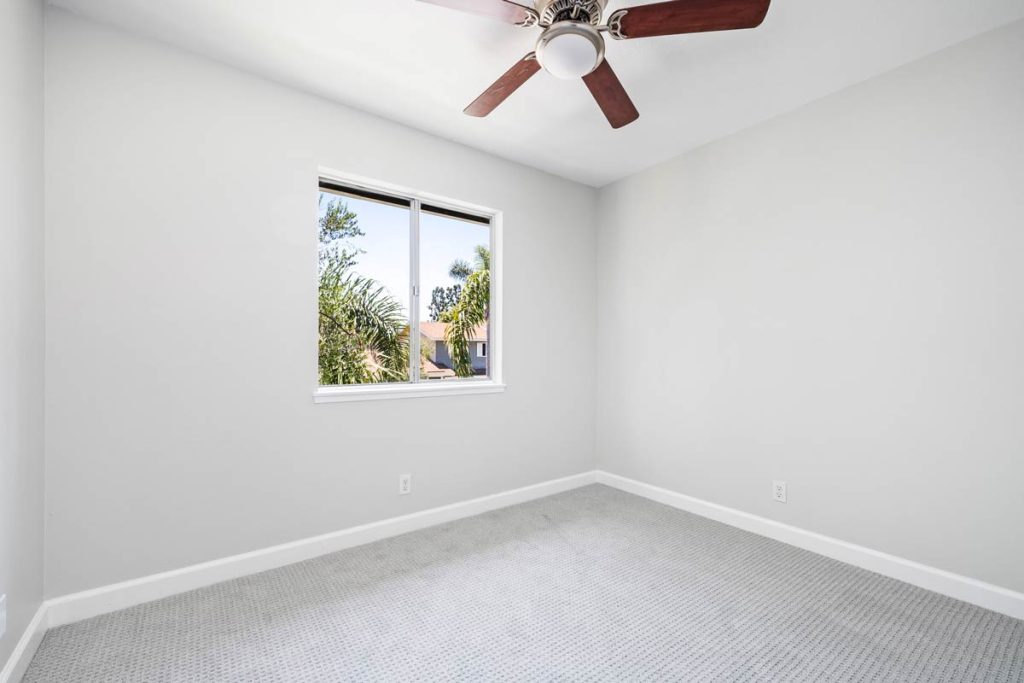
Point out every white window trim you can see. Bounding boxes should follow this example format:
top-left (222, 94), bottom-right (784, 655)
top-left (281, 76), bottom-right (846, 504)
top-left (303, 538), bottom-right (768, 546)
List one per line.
top-left (315, 379), bottom-right (506, 404)
top-left (314, 168), bottom-right (504, 403)
top-left (477, 342), bottom-right (487, 358)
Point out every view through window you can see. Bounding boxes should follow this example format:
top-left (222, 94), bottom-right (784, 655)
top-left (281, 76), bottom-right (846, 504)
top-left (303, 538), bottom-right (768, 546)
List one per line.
top-left (318, 180), bottom-right (492, 387)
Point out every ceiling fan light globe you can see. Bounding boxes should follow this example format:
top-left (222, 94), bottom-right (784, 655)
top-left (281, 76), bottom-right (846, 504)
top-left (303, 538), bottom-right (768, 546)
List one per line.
top-left (536, 22), bottom-right (604, 80)
top-left (541, 33), bottom-right (598, 79)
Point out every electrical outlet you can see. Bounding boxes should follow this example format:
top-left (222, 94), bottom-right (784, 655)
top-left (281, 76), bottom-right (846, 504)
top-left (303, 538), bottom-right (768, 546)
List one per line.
top-left (399, 473), bottom-right (412, 496)
top-left (1, 594), bottom-right (6, 639)
top-left (773, 480), bottom-right (787, 503)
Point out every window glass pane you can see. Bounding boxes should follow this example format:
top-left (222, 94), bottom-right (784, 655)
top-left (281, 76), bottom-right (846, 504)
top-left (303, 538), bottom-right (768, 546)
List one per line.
top-left (318, 188), bottom-right (410, 386)
top-left (420, 211), bottom-right (491, 381)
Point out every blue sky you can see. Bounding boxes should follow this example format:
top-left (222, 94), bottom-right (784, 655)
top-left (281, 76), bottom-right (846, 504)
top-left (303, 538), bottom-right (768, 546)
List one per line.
top-left (319, 192), bottom-right (489, 320)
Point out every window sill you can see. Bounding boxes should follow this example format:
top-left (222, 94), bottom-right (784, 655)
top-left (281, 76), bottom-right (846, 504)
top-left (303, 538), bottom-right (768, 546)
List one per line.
top-left (314, 381), bottom-right (506, 404)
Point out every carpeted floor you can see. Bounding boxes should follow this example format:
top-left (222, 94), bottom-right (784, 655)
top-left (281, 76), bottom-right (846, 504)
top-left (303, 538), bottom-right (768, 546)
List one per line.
top-left (24, 485), bottom-right (1024, 682)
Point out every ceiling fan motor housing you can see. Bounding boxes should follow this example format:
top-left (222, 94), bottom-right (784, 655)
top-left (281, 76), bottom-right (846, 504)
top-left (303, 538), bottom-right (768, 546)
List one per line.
top-left (535, 0), bottom-right (607, 27)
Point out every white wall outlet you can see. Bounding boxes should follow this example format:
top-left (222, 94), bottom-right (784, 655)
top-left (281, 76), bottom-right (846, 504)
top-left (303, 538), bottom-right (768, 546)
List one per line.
top-left (399, 473), bottom-right (412, 496)
top-left (0, 594), bottom-right (6, 639)
top-left (773, 480), bottom-right (788, 503)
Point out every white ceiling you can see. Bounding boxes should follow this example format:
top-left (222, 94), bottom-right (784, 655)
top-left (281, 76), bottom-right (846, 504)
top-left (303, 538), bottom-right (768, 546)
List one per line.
top-left (50, 0), bottom-right (1024, 187)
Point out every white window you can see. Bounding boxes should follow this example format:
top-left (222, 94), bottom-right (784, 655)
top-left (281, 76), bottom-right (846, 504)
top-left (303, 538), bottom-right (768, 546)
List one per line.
top-left (315, 172), bottom-right (503, 403)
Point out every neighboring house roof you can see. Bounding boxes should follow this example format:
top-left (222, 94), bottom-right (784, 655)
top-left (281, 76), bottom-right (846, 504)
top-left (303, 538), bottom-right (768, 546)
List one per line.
top-left (419, 321), bottom-right (487, 343)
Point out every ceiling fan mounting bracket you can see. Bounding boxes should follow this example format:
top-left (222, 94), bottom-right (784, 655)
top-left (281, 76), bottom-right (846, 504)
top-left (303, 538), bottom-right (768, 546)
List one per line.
top-left (515, 8), bottom-right (540, 27)
top-left (606, 9), bottom-right (628, 40)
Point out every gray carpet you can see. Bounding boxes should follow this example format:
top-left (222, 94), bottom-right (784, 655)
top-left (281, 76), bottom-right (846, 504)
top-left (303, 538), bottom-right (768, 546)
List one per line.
top-left (24, 485), bottom-right (1024, 682)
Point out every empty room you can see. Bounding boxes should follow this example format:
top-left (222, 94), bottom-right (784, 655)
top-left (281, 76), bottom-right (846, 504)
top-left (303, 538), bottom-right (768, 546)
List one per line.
top-left (2, 0), bottom-right (1024, 680)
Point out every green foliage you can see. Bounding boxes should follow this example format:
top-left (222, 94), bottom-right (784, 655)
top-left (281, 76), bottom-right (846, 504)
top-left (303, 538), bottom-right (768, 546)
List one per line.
top-left (443, 246), bottom-right (491, 378)
top-left (449, 246), bottom-right (490, 280)
top-left (448, 259), bottom-right (472, 282)
top-left (317, 195), bottom-right (409, 385)
top-left (472, 244), bottom-right (491, 272)
top-left (319, 264), bottom-right (410, 385)
top-left (318, 194), bottom-right (364, 272)
top-left (428, 284), bottom-right (462, 322)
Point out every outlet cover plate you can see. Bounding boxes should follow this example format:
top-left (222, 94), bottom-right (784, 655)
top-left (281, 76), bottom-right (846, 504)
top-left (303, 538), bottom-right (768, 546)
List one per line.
top-left (0, 593), bottom-right (6, 639)
top-left (773, 480), bottom-right (787, 503)
top-left (399, 474), bottom-right (412, 495)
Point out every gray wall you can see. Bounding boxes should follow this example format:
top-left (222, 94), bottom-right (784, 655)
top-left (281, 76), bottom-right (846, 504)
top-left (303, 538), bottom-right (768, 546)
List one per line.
top-left (597, 20), bottom-right (1024, 593)
top-left (431, 340), bottom-right (487, 374)
top-left (44, 10), bottom-right (597, 597)
top-left (0, 0), bottom-right (45, 665)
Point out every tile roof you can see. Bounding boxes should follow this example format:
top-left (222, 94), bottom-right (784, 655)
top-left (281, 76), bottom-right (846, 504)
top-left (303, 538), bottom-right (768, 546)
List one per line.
top-left (420, 321), bottom-right (488, 343)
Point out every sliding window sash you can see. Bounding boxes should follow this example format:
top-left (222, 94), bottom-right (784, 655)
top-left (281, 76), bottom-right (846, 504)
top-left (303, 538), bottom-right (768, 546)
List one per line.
top-left (408, 199), bottom-right (421, 383)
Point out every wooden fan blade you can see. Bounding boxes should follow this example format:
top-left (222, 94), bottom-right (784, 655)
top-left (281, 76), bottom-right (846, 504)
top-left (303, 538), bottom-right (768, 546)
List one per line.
top-left (417, 0), bottom-right (536, 25)
top-left (582, 60), bottom-right (639, 129)
top-left (464, 53), bottom-right (541, 117)
top-left (611, 0), bottom-right (770, 39)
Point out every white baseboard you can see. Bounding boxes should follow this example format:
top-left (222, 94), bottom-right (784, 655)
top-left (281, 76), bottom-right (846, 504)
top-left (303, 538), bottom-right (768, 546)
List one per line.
top-left (45, 471), bottom-right (597, 629)
top-left (0, 605), bottom-right (48, 683)
top-left (595, 470), bottom-right (1024, 621)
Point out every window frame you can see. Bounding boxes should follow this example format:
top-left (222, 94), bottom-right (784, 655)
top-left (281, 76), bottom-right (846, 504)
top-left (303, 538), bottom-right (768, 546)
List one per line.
top-left (314, 168), bottom-right (504, 403)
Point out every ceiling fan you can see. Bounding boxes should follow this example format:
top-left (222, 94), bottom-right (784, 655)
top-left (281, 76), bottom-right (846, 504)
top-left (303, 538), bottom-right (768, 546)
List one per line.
top-left (417, 0), bottom-right (771, 129)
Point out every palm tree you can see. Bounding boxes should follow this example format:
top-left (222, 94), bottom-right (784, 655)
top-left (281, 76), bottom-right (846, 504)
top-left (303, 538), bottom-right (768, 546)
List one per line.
top-left (318, 263), bottom-right (410, 385)
top-left (443, 245), bottom-right (490, 378)
top-left (317, 195), bottom-right (409, 385)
